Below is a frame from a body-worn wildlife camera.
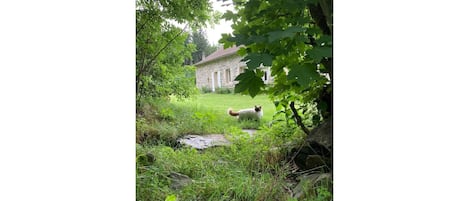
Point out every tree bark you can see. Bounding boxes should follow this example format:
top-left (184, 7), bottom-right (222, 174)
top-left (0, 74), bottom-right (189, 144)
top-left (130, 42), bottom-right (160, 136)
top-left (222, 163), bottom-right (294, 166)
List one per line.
top-left (307, 3), bottom-right (331, 35)
top-left (290, 101), bottom-right (311, 135)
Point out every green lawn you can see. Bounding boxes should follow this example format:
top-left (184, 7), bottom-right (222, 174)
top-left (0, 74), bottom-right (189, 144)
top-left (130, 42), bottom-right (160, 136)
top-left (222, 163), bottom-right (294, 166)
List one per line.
top-left (174, 93), bottom-right (276, 122)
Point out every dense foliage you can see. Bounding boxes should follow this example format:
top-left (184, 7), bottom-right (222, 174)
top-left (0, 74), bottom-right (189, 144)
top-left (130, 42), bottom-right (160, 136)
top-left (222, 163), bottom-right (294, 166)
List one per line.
top-left (136, 0), bottom-right (216, 108)
top-left (220, 0), bottom-right (332, 134)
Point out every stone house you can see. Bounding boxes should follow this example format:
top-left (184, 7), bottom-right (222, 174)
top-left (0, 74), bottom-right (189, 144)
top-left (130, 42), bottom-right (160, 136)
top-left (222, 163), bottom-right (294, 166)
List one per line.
top-left (194, 46), bottom-right (273, 92)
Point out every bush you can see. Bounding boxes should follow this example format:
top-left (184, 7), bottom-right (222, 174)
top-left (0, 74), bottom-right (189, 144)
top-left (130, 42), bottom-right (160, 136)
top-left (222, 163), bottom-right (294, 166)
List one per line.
top-left (199, 87), bottom-right (233, 94)
top-left (200, 86), bottom-right (212, 93)
top-left (215, 87), bottom-right (233, 94)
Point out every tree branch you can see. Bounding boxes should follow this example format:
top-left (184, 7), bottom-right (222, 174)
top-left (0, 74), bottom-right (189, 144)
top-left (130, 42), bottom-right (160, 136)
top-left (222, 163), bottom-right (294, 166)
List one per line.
top-left (136, 24), bottom-right (188, 88)
top-left (136, 18), bottom-right (148, 36)
top-left (143, 24), bottom-right (188, 74)
top-left (318, 0), bottom-right (333, 34)
top-left (290, 101), bottom-right (311, 135)
top-left (307, 3), bottom-right (331, 35)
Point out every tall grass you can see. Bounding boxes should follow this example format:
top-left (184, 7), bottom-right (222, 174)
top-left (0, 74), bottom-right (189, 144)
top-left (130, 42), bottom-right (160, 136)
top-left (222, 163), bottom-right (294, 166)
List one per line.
top-left (136, 126), bottom-right (303, 201)
top-left (136, 96), bottom-right (245, 144)
top-left (136, 94), bottom-right (332, 201)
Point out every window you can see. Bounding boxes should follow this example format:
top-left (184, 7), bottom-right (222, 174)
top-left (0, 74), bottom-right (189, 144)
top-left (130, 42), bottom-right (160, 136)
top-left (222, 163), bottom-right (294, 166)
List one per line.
top-left (225, 68), bottom-right (231, 83)
top-left (239, 66), bottom-right (246, 74)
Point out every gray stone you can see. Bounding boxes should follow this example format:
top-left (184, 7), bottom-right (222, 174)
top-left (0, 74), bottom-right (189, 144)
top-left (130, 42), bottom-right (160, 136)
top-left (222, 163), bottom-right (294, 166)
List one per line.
top-left (169, 172), bottom-right (193, 190)
top-left (178, 134), bottom-right (231, 150)
top-left (306, 118), bottom-right (332, 149)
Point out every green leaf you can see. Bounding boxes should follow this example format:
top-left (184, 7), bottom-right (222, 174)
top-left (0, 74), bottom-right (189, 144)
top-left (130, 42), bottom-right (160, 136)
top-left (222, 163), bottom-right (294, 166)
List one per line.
top-left (234, 83), bottom-right (247, 93)
top-left (220, 33), bottom-right (235, 48)
top-left (306, 47), bottom-right (332, 62)
top-left (222, 10), bottom-right (237, 21)
top-left (165, 194), bottom-right (177, 201)
top-left (248, 80), bottom-right (262, 97)
top-left (248, 35), bottom-right (267, 44)
top-left (316, 35), bottom-right (332, 46)
top-left (261, 54), bottom-right (273, 66)
top-left (234, 70), bottom-right (253, 81)
top-left (267, 26), bottom-right (305, 42)
top-left (284, 0), bottom-right (306, 10)
top-left (305, 0), bottom-right (320, 5)
top-left (234, 70), bottom-right (265, 97)
top-left (312, 114), bottom-right (321, 125)
top-left (226, 33), bottom-right (248, 46)
top-left (287, 64), bottom-right (319, 87)
top-left (237, 47), bottom-right (247, 56)
top-left (234, 71), bottom-right (254, 92)
top-left (241, 53), bottom-right (273, 70)
top-left (318, 101), bottom-right (328, 111)
top-left (306, 26), bottom-right (322, 35)
top-left (274, 100), bottom-right (280, 107)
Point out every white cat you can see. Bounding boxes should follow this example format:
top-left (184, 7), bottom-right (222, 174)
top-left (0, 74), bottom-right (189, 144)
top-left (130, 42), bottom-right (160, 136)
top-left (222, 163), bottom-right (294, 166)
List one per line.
top-left (227, 106), bottom-right (263, 121)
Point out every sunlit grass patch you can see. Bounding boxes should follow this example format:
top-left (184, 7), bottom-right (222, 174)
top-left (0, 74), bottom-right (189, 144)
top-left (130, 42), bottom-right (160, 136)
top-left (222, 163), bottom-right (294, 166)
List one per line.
top-left (174, 93), bottom-right (276, 123)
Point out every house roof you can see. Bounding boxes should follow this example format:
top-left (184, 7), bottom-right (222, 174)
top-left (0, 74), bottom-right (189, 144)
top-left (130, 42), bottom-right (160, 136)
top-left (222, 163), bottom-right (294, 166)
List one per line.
top-left (194, 46), bottom-right (240, 66)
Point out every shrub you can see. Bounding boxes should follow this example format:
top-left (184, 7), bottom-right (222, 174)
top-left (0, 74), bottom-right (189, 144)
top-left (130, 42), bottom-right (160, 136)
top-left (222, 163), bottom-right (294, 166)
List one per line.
top-left (200, 86), bottom-right (212, 93)
top-left (214, 87), bottom-right (233, 94)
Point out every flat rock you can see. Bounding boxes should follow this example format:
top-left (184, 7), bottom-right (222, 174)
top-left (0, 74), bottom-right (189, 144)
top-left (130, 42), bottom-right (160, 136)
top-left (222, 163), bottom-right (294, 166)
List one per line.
top-left (178, 134), bottom-right (231, 149)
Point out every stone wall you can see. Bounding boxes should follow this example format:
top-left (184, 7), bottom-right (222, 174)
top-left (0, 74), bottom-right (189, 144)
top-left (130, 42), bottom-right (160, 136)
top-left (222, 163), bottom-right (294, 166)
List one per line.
top-left (195, 54), bottom-right (273, 91)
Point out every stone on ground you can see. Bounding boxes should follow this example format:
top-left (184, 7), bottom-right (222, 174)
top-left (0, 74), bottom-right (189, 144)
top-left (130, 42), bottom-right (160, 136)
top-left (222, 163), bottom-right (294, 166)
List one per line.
top-left (178, 134), bottom-right (231, 150)
top-left (169, 172), bottom-right (193, 190)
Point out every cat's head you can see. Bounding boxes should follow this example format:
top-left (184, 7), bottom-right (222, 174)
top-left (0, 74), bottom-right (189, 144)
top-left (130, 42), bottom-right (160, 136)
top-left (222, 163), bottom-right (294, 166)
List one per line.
top-left (254, 105), bottom-right (262, 112)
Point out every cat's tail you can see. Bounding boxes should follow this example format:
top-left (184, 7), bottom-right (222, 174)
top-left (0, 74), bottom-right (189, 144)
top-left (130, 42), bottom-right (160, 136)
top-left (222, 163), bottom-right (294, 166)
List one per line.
top-left (227, 108), bottom-right (239, 116)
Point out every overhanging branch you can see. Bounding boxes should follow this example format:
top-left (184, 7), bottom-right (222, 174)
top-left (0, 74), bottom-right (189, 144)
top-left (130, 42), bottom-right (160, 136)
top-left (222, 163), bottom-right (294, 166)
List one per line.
top-left (290, 101), bottom-right (311, 135)
top-left (136, 23), bottom-right (189, 86)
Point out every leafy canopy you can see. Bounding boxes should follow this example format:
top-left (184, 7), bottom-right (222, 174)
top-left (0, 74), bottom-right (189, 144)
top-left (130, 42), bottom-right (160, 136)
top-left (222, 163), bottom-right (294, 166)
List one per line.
top-left (136, 0), bottom-right (217, 108)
